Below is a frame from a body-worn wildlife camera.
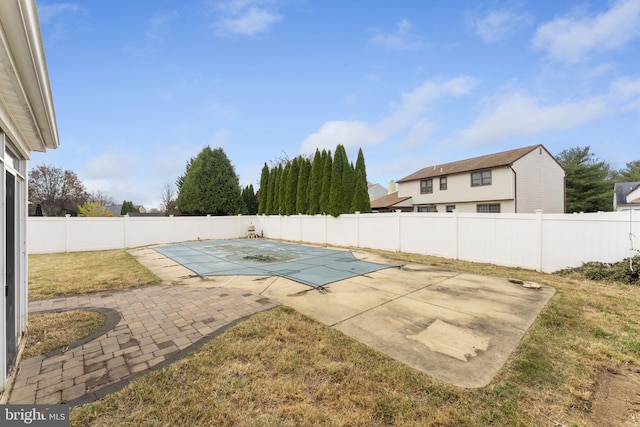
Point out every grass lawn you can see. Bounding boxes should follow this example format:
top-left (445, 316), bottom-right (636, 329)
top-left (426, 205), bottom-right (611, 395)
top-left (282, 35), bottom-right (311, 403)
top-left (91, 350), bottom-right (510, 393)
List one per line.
top-left (28, 249), bottom-right (159, 299)
top-left (27, 248), bottom-right (640, 426)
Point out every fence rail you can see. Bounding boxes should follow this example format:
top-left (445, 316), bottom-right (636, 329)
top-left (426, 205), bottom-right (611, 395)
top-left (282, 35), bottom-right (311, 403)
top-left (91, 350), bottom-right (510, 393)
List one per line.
top-left (28, 211), bottom-right (640, 273)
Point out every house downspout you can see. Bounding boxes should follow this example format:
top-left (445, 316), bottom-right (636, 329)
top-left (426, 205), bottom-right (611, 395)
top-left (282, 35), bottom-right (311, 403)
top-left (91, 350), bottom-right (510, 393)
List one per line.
top-left (510, 166), bottom-right (517, 213)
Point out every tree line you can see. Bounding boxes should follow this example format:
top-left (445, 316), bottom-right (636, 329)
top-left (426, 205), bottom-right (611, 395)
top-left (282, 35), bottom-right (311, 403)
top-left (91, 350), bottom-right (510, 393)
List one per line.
top-left (28, 145), bottom-right (639, 216)
top-left (175, 144), bottom-right (371, 217)
top-left (557, 146), bottom-right (640, 213)
top-left (257, 145), bottom-right (371, 217)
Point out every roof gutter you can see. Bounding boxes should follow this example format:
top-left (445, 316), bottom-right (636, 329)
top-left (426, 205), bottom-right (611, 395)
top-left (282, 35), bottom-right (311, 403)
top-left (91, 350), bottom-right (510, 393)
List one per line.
top-left (0, 0), bottom-right (59, 154)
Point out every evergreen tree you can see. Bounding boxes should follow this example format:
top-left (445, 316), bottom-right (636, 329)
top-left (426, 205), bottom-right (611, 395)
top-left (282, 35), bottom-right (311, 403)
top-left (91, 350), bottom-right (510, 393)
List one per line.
top-left (176, 158), bottom-right (194, 191)
top-left (242, 184), bottom-right (258, 214)
top-left (307, 149), bottom-right (323, 215)
top-left (351, 167), bottom-right (371, 213)
top-left (285, 157), bottom-right (300, 215)
top-left (612, 160), bottom-right (640, 182)
top-left (329, 145), bottom-right (347, 216)
top-left (278, 164), bottom-right (288, 215)
top-left (258, 163), bottom-right (269, 214)
top-left (177, 146), bottom-right (243, 215)
top-left (352, 148), bottom-right (371, 213)
top-left (296, 157), bottom-right (311, 215)
top-left (265, 166), bottom-right (277, 215)
top-left (342, 160), bottom-right (355, 213)
top-left (556, 146), bottom-right (613, 213)
top-left (120, 200), bottom-right (138, 215)
top-left (320, 150), bottom-right (332, 214)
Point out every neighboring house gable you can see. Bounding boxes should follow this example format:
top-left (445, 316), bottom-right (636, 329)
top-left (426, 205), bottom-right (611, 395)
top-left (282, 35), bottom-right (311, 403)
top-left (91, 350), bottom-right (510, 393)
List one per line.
top-left (396, 145), bottom-right (565, 213)
top-left (614, 182), bottom-right (640, 211)
top-left (367, 182), bottom-right (388, 201)
top-left (0, 0), bottom-right (59, 397)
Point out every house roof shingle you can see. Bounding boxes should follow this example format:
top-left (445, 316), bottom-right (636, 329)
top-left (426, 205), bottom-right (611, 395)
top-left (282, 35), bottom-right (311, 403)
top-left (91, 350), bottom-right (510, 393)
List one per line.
top-left (370, 192), bottom-right (411, 209)
top-left (397, 144), bottom-right (545, 183)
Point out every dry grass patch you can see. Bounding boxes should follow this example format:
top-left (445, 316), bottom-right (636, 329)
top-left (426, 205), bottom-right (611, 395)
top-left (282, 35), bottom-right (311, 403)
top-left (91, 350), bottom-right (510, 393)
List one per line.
top-left (29, 250), bottom-right (159, 299)
top-left (23, 310), bottom-right (106, 358)
top-left (71, 306), bottom-right (532, 427)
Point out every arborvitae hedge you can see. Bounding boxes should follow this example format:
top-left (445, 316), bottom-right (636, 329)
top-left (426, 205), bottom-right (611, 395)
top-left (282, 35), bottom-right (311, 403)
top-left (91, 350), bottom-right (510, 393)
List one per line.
top-left (307, 149), bottom-right (322, 215)
top-left (257, 145), bottom-right (370, 217)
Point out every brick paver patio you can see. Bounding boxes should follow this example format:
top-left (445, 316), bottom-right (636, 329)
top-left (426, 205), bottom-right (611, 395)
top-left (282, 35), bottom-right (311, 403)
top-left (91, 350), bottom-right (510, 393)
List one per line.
top-left (8, 284), bottom-right (278, 405)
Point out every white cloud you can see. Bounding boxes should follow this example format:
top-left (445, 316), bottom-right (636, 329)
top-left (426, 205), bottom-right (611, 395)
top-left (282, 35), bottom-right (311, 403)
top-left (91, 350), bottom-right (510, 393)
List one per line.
top-left (300, 76), bottom-right (477, 153)
top-left (532, 0), bottom-right (640, 63)
top-left (404, 119), bottom-right (436, 147)
top-left (37, 3), bottom-right (81, 24)
top-left (472, 10), bottom-right (531, 43)
top-left (458, 93), bottom-right (607, 146)
top-left (611, 76), bottom-right (640, 111)
top-left (370, 18), bottom-right (425, 50)
top-left (611, 76), bottom-right (640, 98)
top-left (211, 0), bottom-right (282, 36)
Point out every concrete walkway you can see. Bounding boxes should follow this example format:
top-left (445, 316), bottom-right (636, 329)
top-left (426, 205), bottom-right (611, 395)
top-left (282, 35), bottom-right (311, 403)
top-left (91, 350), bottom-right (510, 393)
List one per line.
top-left (8, 285), bottom-right (278, 405)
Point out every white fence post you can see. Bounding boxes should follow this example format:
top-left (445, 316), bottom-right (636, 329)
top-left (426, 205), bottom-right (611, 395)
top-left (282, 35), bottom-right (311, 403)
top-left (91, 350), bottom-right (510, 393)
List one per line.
top-left (64, 214), bottom-right (70, 252)
top-left (395, 209), bottom-right (402, 252)
top-left (324, 214), bottom-right (328, 246)
top-left (123, 214), bottom-right (129, 249)
top-left (299, 213), bottom-right (303, 242)
top-left (169, 215), bottom-right (174, 243)
top-left (534, 209), bottom-right (543, 272)
top-left (355, 211), bottom-right (360, 248)
top-left (452, 209), bottom-right (459, 260)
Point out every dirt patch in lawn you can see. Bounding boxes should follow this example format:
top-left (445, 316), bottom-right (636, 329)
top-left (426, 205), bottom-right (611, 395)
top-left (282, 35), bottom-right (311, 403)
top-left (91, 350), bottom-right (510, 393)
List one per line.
top-left (590, 368), bottom-right (640, 427)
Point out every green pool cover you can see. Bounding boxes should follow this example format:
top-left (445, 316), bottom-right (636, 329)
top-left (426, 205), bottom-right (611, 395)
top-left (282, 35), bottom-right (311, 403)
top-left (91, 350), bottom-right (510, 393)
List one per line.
top-left (154, 239), bottom-right (389, 288)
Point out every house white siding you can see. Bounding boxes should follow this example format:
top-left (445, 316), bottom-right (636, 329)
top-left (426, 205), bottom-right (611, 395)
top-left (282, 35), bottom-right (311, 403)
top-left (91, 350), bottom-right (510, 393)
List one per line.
top-left (399, 167), bottom-right (516, 212)
top-left (396, 145), bottom-right (565, 214)
top-left (511, 147), bottom-right (565, 213)
top-left (0, 0), bottom-right (59, 398)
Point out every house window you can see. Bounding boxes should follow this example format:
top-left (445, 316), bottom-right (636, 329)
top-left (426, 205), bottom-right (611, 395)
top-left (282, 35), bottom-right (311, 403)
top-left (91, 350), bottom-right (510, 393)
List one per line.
top-left (476, 203), bottom-right (500, 213)
top-left (471, 170), bottom-right (492, 186)
top-left (446, 205), bottom-right (456, 212)
top-left (440, 176), bottom-right (447, 190)
top-left (420, 179), bottom-right (433, 194)
top-left (418, 205), bottom-right (437, 212)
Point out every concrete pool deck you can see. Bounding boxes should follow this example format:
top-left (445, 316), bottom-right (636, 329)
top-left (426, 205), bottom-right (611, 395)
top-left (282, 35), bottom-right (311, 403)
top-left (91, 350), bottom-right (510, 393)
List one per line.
top-left (131, 240), bottom-right (555, 388)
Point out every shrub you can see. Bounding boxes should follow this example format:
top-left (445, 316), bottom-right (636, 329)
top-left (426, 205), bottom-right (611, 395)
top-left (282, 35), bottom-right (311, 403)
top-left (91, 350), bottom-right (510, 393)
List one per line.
top-left (556, 255), bottom-right (640, 285)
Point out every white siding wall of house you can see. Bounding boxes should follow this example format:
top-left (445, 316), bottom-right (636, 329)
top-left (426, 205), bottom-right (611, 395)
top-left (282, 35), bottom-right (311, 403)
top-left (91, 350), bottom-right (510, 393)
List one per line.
top-left (398, 167), bottom-right (516, 212)
top-left (512, 148), bottom-right (565, 213)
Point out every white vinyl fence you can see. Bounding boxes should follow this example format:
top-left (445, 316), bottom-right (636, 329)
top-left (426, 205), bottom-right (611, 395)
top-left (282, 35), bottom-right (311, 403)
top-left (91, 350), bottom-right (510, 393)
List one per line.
top-left (28, 210), bottom-right (640, 273)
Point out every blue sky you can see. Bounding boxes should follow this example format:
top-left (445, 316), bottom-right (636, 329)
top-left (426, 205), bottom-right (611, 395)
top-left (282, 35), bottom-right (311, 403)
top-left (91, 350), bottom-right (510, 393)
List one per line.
top-left (32, 0), bottom-right (640, 210)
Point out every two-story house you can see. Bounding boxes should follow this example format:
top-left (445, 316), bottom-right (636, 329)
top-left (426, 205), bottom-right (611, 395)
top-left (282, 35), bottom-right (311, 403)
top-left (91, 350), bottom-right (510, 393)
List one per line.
top-left (0, 0), bottom-right (59, 398)
top-left (395, 145), bottom-right (565, 213)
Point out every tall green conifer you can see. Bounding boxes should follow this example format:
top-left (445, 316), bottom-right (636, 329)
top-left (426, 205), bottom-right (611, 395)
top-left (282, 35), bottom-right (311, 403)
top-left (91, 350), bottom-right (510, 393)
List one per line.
top-left (296, 157), bottom-right (311, 215)
top-left (307, 149), bottom-right (322, 215)
top-left (329, 146), bottom-right (346, 217)
top-left (320, 150), bottom-right (332, 214)
top-left (258, 163), bottom-right (269, 214)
